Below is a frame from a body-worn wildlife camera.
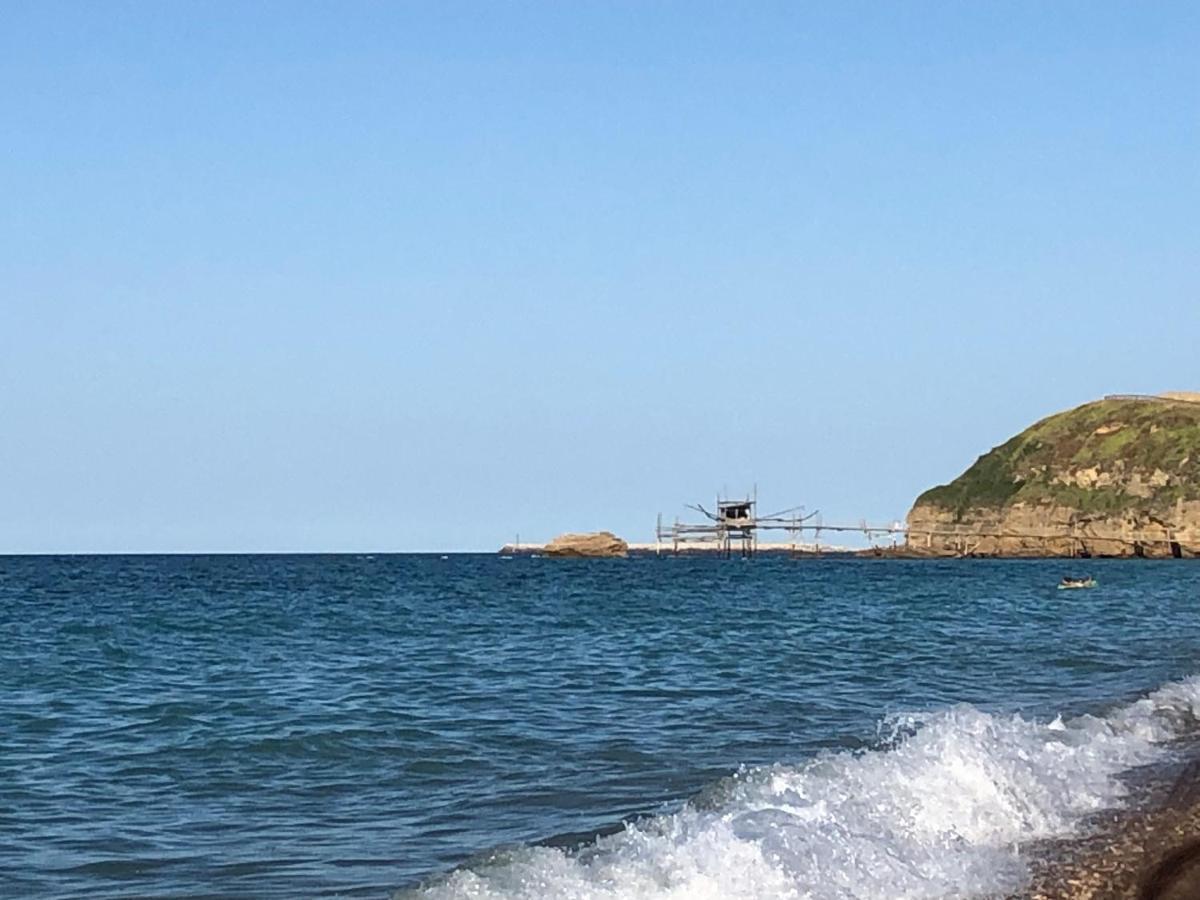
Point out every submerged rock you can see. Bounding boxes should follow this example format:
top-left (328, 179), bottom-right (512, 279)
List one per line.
top-left (543, 531), bottom-right (629, 558)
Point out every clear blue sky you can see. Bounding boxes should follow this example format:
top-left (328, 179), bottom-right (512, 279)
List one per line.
top-left (2, 2), bottom-right (1197, 552)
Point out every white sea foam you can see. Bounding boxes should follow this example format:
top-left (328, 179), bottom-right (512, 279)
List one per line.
top-left (399, 675), bottom-right (1200, 900)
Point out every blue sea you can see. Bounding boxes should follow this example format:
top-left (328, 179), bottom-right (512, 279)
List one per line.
top-left (4, 555), bottom-right (1200, 898)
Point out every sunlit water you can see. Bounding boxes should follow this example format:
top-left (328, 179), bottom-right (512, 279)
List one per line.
top-left (3, 555), bottom-right (1200, 898)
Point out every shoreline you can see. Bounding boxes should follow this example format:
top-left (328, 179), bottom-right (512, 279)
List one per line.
top-left (499, 540), bottom-right (856, 555)
top-left (1014, 741), bottom-right (1200, 899)
top-left (497, 542), bottom-right (1200, 560)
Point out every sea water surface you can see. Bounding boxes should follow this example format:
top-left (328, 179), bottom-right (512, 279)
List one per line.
top-left (4, 555), bottom-right (1200, 898)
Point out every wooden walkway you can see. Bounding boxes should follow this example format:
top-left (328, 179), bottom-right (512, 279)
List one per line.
top-left (655, 514), bottom-right (1187, 558)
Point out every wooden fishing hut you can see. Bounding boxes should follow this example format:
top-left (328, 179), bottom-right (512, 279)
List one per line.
top-left (657, 491), bottom-right (762, 557)
top-left (715, 498), bottom-right (757, 557)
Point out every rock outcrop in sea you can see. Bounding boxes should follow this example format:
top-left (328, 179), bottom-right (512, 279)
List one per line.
top-left (542, 531), bottom-right (629, 558)
top-left (906, 394), bottom-right (1200, 558)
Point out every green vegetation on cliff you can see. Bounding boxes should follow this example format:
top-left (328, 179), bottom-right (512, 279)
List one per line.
top-left (916, 397), bottom-right (1200, 520)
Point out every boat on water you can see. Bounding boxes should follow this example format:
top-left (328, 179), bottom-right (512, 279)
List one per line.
top-left (1058, 576), bottom-right (1097, 590)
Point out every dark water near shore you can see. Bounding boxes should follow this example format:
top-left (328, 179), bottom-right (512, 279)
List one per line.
top-left (4, 555), bottom-right (1200, 898)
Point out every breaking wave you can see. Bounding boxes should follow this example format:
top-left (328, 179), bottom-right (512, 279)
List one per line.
top-left (397, 675), bottom-right (1200, 900)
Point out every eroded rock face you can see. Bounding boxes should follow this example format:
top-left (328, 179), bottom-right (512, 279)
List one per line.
top-left (905, 501), bottom-right (1200, 557)
top-left (543, 531), bottom-right (629, 558)
top-left (904, 395), bottom-right (1200, 558)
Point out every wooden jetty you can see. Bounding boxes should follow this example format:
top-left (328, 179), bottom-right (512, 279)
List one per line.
top-left (656, 491), bottom-right (1191, 558)
top-left (655, 490), bottom-right (856, 558)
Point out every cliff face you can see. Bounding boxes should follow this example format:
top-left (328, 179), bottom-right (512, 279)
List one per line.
top-left (906, 396), bottom-right (1200, 557)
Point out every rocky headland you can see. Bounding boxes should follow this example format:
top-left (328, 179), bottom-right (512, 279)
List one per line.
top-left (906, 394), bottom-right (1200, 558)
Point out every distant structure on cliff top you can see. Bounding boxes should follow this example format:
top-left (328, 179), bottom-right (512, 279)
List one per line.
top-left (906, 392), bottom-right (1200, 558)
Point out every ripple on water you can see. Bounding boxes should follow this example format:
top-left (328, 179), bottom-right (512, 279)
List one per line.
top-left (3, 555), bottom-right (1200, 898)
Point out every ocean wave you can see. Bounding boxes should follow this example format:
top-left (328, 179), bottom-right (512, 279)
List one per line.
top-left (396, 675), bottom-right (1200, 900)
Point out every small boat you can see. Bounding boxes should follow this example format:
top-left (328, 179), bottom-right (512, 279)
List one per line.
top-left (1058, 576), bottom-right (1097, 590)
